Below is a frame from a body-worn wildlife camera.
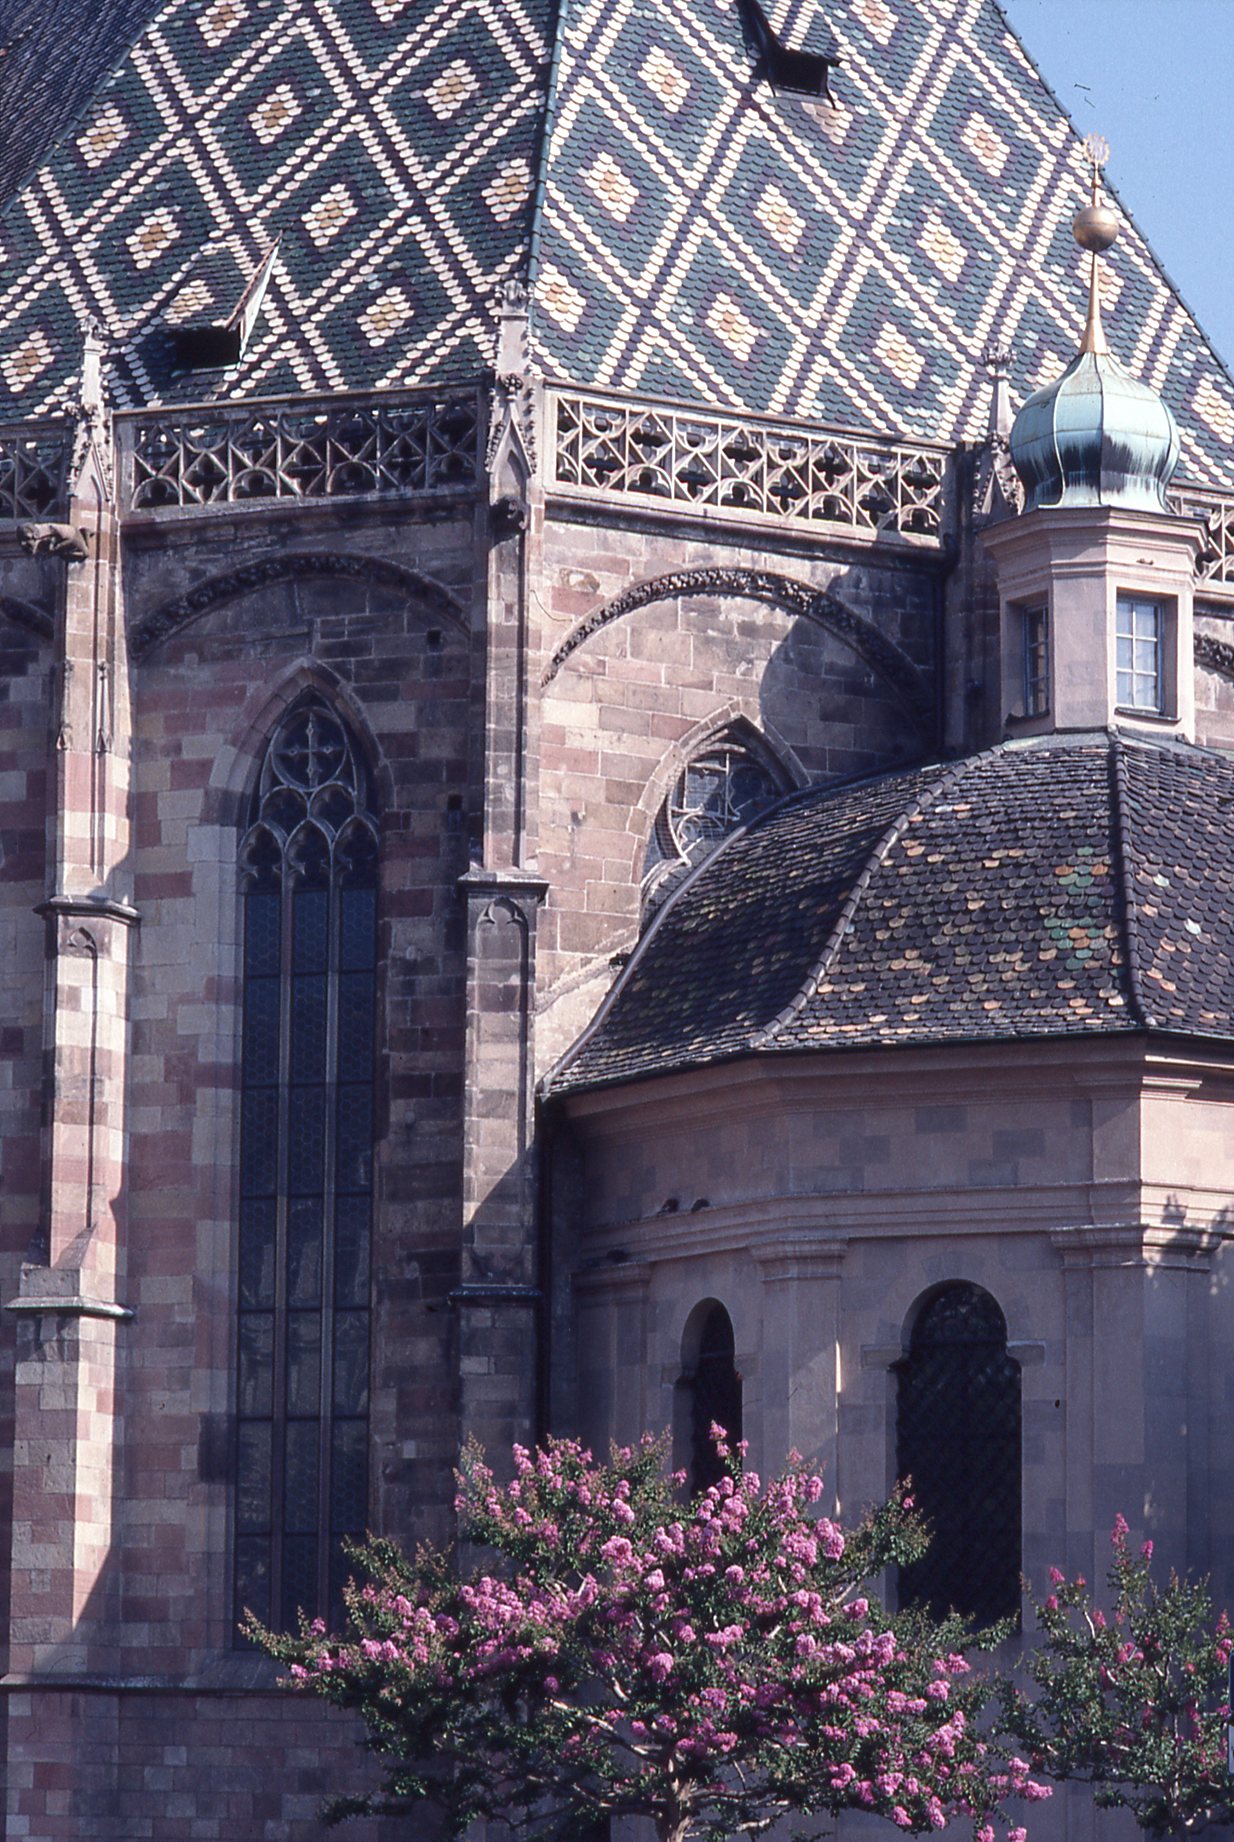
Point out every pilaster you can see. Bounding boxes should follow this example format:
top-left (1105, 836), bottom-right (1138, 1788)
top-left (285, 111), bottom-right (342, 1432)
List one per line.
top-left (1050, 1221), bottom-right (1220, 1584)
top-left (750, 1235), bottom-right (847, 1506)
top-left (454, 867), bottom-right (549, 1458)
top-left (5, 330), bottom-right (133, 1680)
top-left (452, 287), bottom-right (549, 1467)
top-left (575, 1261), bottom-right (653, 1450)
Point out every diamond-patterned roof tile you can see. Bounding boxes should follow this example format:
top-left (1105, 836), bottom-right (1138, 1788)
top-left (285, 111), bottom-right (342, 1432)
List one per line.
top-left (531, 0), bottom-right (1234, 484)
top-left (0, 0), bottom-right (1228, 491)
top-left (0, 0), bottom-right (553, 408)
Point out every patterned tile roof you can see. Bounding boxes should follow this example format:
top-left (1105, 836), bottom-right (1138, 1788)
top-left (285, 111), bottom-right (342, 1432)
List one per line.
top-left (0, 0), bottom-right (1230, 492)
top-left (531, 0), bottom-right (1234, 486)
top-left (549, 736), bottom-right (1234, 1093)
top-left (0, 0), bottom-right (167, 206)
top-left (0, 0), bottom-right (553, 407)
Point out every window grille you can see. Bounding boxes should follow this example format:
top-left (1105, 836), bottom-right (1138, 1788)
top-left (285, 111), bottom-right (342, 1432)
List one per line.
top-left (895, 1284), bottom-right (1021, 1627)
top-left (689, 1304), bottom-right (742, 1493)
top-left (643, 734), bottom-right (784, 917)
top-left (1115, 593), bottom-right (1163, 713)
top-left (234, 700), bottom-right (377, 1635)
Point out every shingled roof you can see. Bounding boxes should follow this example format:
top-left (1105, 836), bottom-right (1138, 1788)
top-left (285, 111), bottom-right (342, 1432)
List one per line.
top-left (549, 735), bottom-right (1234, 1094)
top-left (0, 0), bottom-right (555, 406)
top-left (0, 0), bottom-right (167, 207)
top-left (0, 0), bottom-right (1230, 486)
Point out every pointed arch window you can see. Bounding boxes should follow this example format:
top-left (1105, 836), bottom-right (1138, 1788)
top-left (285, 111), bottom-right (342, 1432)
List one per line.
top-left (896, 1283), bottom-right (1021, 1627)
top-left (643, 728), bottom-right (786, 919)
top-left (234, 700), bottom-right (378, 1635)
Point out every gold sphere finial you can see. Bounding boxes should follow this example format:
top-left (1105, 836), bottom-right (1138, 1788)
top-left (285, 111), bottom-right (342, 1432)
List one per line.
top-left (1073, 135), bottom-right (1117, 354)
top-left (1073, 133), bottom-right (1118, 253)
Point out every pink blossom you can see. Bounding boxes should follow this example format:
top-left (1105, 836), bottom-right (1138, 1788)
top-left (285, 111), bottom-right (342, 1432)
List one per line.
top-left (256, 1430), bottom-right (1034, 1842)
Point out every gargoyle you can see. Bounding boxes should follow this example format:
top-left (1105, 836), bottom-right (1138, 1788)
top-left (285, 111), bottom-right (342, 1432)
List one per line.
top-left (491, 494), bottom-right (527, 538)
top-left (19, 523), bottom-right (90, 562)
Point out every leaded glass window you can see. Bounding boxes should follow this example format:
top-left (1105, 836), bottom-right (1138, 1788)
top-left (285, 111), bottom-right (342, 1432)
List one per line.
top-left (643, 732), bottom-right (784, 918)
top-left (896, 1283), bottom-right (1021, 1627)
top-left (688, 1304), bottom-right (742, 1494)
top-left (234, 701), bottom-right (377, 1635)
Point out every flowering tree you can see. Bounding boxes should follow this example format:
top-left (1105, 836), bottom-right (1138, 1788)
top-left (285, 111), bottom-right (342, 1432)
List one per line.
top-left (249, 1433), bottom-right (1045, 1842)
top-left (1002, 1516), bottom-right (1234, 1836)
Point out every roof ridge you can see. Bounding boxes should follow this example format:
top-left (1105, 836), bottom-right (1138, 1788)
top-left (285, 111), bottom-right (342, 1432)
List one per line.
top-left (545, 751), bottom-right (932, 1093)
top-left (525, 0), bottom-right (568, 310)
top-left (0, 0), bottom-right (168, 220)
top-left (541, 766), bottom-right (831, 1093)
top-left (750, 747), bottom-right (984, 1051)
top-left (1106, 734), bottom-right (1156, 1030)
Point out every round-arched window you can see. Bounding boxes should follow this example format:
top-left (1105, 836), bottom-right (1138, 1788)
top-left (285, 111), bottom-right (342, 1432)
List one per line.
top-left (643, 731), bottom-right (785, 919)
top-left (684, 1303), bottom-right (742, 1494)
top-left (896, 1283), bottom-right (1021, 1626)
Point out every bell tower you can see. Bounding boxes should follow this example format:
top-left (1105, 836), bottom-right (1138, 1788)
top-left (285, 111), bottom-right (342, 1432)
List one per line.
top-left (983, 138), bottom-right (1205, 740)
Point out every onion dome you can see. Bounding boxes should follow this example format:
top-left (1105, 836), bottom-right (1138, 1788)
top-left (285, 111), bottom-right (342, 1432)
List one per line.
top-left (549, 735), bottom-right (1234, 1094)
top-left (1010, 142), bottom-right (1179, 514)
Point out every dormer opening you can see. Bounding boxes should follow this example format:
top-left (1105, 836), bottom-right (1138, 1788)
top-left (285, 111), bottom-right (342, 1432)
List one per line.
top-left (735, 0), bottom-right (839, 100)
top-left (167, 238), bottom-right (278, 372)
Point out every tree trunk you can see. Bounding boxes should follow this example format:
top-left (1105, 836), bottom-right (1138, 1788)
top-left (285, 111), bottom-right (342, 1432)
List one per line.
top-left (657, 1815), bottom-right (694, 1842)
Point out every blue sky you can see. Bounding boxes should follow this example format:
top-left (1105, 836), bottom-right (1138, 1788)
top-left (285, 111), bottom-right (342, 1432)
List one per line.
top-left (1001, 0), bottom-right (1234, 370)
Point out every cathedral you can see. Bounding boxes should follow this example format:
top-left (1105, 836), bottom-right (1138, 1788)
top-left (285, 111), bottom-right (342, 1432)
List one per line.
top-left (0, 0), bottom-right (1232, 1834)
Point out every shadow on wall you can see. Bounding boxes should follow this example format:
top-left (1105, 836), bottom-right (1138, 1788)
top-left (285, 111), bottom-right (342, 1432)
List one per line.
top-left (757, 570), bottom-right (936, 784)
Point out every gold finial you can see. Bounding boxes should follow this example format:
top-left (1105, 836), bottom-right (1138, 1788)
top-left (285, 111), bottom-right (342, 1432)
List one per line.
top-left (1073, 135), bottom-right (1118, 356)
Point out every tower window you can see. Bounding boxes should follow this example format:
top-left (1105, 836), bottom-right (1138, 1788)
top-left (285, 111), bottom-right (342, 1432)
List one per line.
top-left (896, 1283), bottom-right (1021, 1627)
top-left (1022, 604), bottom-right (1049, 716)
top-left (234, 700), bottom-right (377, 1636)
top-left (1115, 593), bottom-right (1163, 713)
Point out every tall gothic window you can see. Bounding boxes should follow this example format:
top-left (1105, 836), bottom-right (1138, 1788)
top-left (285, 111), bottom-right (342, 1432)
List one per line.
top-left (234, 700), bottom-right (378, 1635)
top-left (896, 1283), bottom-right (1021, 1627)
top-left (643, 729), bottom-right (785, 919)
top-left (686, 1303), bottom-right (742, 1494)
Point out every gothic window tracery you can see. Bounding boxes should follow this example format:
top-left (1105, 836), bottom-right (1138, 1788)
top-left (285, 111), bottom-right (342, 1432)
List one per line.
top-left (895, 1283), bottom-right (1021, 1627)
top-left (643, 730), bottom-right (785, 918)
top-left (234, 699), bottom-right (377, 1635)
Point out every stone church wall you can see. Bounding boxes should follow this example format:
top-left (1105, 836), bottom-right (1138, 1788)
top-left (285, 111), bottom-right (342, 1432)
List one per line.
top-left (2, 501), bottom-right (485, 1836)
top-left (0, 581), bottom-right (53, 1687)
top-left (560, 1037), bottom-right (1234, 1614)
top-left (534, 500), bottom-right (944, 1067)
top-left (122, 504), bottom-right (481, 1656)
